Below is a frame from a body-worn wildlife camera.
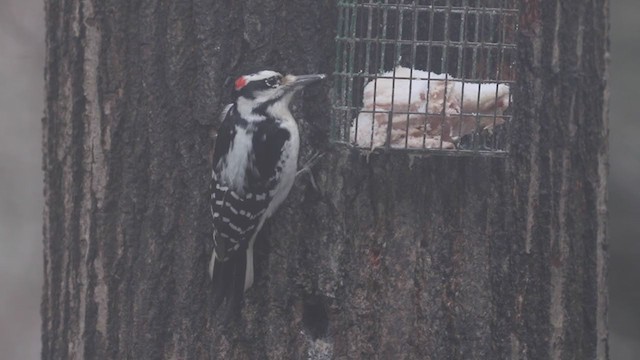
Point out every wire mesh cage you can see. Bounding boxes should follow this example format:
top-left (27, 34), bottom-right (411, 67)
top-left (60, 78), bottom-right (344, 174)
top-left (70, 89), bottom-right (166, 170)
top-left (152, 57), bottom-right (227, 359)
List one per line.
top-left (333, 0), bottom-right (518, 153)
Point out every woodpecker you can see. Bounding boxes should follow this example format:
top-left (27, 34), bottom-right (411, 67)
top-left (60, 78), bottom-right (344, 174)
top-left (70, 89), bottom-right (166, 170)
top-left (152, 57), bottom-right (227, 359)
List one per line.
top-left (209, 70), bottom-right (325, 316)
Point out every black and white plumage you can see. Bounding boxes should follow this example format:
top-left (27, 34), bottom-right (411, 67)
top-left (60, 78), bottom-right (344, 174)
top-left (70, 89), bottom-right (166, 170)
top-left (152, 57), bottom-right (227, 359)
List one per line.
top-left (209, 70), bottom-right (325, 316)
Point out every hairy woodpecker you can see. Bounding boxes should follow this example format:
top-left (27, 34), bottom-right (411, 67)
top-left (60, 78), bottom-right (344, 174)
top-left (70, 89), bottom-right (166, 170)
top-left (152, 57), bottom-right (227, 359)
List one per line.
top-left (209, 70), bottom-right (325, 315)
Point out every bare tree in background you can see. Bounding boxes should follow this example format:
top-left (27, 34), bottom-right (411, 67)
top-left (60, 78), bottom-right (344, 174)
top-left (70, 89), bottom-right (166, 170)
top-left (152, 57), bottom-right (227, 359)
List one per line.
top-left (42, 0), bottom-right (609, 359)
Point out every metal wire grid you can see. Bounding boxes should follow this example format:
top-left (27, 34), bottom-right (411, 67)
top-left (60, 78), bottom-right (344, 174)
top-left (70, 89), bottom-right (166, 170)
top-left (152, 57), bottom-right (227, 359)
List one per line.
top-left (333, 0), bottom-right (518, 153)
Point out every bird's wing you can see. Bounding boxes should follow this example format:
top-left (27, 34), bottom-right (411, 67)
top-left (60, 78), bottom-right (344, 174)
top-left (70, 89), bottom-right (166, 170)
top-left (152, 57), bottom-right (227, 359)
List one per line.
top-left (210, 113), bottom-right (292, 262)
top-left (210, 107), bottom-right (267, 261)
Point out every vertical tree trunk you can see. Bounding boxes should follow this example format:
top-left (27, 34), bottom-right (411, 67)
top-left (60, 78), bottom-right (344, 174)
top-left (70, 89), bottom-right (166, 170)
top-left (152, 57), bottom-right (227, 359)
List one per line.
top-left (42, 0), bottom-right (609, 359)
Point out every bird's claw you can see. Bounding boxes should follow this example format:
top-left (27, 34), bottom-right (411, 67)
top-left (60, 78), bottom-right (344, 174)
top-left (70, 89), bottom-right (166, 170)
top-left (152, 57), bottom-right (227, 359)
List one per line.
top-left (296, 151), bottom-right (325, 191)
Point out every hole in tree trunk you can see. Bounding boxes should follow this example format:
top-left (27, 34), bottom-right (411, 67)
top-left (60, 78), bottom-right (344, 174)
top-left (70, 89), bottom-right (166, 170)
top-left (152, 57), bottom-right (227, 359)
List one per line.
top-left (302, 294), bottom-right (329, 339)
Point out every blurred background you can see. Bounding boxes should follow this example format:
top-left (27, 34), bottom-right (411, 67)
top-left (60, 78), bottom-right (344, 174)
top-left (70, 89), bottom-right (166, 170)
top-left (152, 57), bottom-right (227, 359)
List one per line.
top-left (0, 0), bottom-right (637, 359)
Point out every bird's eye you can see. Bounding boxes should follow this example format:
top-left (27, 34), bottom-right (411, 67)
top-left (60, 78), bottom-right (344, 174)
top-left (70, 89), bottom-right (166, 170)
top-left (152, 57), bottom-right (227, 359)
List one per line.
top-left (265, 76), bottom-right (280, 88)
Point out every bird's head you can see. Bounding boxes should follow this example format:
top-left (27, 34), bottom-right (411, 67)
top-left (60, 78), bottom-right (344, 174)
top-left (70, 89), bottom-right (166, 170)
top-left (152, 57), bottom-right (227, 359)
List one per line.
top-left (233, 70), bottom-right (325, 119)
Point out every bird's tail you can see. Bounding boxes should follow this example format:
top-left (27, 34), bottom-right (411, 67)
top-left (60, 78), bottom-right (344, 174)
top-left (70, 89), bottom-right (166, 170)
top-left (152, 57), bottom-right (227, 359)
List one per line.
top-left (209, 248), bottom-right (249, 319)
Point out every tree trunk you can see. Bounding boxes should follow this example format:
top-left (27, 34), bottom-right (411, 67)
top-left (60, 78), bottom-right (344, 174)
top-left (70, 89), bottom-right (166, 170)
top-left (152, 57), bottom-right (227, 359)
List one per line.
top-left (42, 0), bottom-right (609, 359)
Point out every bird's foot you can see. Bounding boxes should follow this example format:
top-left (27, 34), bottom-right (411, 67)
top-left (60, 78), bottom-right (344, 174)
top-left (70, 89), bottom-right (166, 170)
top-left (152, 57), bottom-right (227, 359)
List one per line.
top-left (296, 151), bottom-right (326, 192)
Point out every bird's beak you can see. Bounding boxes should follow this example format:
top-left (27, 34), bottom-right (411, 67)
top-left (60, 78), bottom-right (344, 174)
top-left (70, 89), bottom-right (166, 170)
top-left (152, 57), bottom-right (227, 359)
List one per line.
top-left (285, 74), bottom-right (326, 91)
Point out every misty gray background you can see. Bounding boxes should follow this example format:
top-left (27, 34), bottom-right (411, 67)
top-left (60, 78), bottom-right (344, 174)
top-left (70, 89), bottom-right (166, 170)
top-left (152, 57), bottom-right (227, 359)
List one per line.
top-left (0, 0), bottom-right (637, 359)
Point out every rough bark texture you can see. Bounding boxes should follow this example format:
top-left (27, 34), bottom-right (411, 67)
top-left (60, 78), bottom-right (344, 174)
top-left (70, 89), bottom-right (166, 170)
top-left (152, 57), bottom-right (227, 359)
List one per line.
top-left (42, 0), bottom-right (609, 359)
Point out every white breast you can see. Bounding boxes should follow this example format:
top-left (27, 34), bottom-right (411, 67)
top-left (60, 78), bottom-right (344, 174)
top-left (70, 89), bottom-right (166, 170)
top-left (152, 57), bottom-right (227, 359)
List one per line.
top-left (219, 126), bottom-right (253, 194)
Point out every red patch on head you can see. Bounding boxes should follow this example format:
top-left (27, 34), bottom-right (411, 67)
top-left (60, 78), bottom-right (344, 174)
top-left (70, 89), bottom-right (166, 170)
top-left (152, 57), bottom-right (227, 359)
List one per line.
top-left (234, 76), bottom-right (247, 91)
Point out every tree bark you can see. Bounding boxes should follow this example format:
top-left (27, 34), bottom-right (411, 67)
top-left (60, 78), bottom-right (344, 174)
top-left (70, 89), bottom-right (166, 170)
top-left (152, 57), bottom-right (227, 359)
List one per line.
top-left (42, 0), bottom-right (609, 359)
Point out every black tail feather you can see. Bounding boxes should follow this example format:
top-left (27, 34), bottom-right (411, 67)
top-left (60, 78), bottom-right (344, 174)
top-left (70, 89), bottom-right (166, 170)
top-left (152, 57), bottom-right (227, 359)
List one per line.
top-left (211, 251), bottom-right (246, 321)
top-left (210, 256), bottom-right (231, 311)
top-left (227, 250), bottom-right (246, 321)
